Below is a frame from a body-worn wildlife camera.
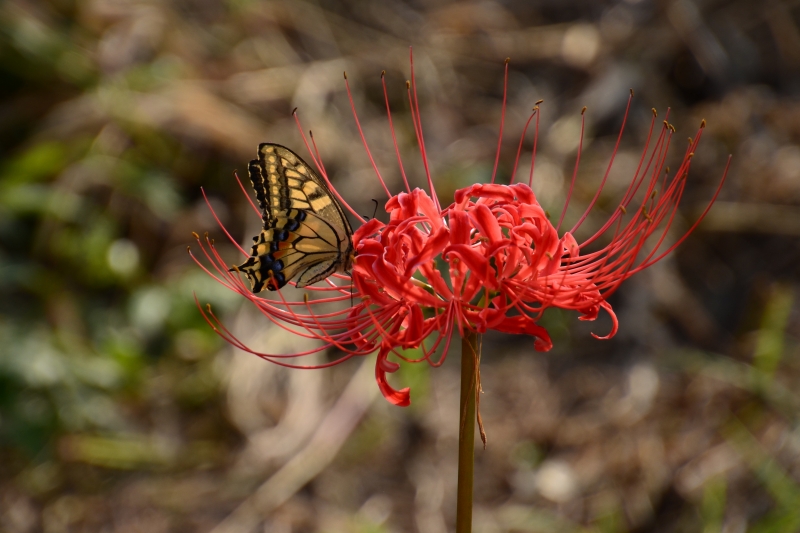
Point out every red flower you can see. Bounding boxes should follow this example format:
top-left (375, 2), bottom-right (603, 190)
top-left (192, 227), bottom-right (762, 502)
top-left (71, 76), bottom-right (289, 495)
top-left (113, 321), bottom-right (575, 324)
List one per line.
top-left (191, 51), bottom-right (728, 406)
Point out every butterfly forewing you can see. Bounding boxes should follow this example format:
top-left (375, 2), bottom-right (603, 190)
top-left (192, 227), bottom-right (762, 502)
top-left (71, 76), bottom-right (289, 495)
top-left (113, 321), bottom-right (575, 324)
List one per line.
top-left (234, 144), bottom-right (353, 292)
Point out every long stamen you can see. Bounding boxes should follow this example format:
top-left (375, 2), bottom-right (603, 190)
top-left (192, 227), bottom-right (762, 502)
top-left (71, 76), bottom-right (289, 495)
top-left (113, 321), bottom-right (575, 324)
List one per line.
top-left (343, 71), bottom-right (393, 199)
top-left (234, 171), bottom-right (262, 218)
top-left (201, 188), bottom-right (248, 257)
top-left (292, 110), bottom-right (366, 223)
top-left (382, 70), bottom-right (412, 193)
top-left (528, 100), bottom-right (543, 187)
top-left (510, 107), bottom-right (537, 185)
top-left (409, 47), bottom-right (439, 210)
top-left (581, 111), bottom-right (669, 247)
top-left (556, 106), bottom-right (587, 232)
top-left (570, 90), bottom-right (634, 234)
top-left (490, 58), bottom-right (511, 185)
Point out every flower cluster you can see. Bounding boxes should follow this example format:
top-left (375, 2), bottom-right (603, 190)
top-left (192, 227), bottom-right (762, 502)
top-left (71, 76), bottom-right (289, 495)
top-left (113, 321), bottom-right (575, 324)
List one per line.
top-left (191, 52), bottom-right (727, 406)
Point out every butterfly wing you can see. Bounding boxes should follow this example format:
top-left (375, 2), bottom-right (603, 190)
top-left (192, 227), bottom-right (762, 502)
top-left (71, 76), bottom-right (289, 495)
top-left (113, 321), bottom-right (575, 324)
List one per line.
top-left (234, 144), bottom-right (353, 292)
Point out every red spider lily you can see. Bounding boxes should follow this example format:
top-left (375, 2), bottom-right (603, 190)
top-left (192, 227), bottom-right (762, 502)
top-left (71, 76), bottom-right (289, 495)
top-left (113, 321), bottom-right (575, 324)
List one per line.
top-left (191, 50), bottom-right (728, 407)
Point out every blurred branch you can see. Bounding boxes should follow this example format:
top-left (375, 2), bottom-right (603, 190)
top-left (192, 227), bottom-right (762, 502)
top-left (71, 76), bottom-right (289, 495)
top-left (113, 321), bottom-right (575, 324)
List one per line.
top-left (210, 355), bottom-right (378, 533)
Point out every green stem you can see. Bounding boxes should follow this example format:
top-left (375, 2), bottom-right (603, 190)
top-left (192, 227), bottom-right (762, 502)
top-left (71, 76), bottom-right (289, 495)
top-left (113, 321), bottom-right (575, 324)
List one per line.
top-left (456, 331), bottom-right (480, 533)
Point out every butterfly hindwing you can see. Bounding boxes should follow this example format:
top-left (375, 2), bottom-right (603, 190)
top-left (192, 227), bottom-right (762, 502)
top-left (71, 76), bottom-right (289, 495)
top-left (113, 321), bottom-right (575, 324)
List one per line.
top-left (234, 144), bottom-right (353, 292)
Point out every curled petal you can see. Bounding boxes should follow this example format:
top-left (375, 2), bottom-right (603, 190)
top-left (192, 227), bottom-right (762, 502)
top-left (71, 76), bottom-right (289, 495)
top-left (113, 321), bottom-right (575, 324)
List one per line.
top-left (471, 204), bottom-right (504, 244)
top-left (590, 301), bottom-right (619, 340)
top-left (402, 304), bottom-right (425, 345)
top-left (561, 232), bottom-right (580, 258)
top-left (449, 210), bottom-right (472, 245)
top-left (353, 218), bottom-right (385, 242)
top-left (389, 191), bottom-right (418, 221)
top-left (509, 182), bottom-right (536, 204)
top-left (404, 226), bottom-right (450, 277)
top-left (444, 244), bottom-right (497, 290)
top-left (577, 304), bottom-right (600, 322)
top-left (455, 183), bottom-right (517, 204)
top-left (414, 189), bottom-right (444, 230)
top-left (492, 316), bottom-right (553, 352)
top-left (376, 347), bottom-right (411, 406)
top-left (372, 256), bottom-right (439, 306)
top-left (419, 260), bottom-right (454, 300)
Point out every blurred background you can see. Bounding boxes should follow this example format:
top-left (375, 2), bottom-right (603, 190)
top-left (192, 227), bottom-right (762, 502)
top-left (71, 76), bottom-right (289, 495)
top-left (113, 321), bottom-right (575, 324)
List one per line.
top-left (2, 0), bottom-right (800, 532)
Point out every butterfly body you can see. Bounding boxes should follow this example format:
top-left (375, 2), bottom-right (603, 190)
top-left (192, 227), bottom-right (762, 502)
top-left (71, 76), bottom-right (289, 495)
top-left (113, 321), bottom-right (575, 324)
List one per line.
top-left (234, 144), bottom-right (354, 292)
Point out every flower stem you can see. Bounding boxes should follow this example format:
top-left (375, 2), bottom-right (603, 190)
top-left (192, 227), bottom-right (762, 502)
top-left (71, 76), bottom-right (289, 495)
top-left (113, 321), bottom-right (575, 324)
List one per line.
top-left (456, 331), bottom-right (480, 533)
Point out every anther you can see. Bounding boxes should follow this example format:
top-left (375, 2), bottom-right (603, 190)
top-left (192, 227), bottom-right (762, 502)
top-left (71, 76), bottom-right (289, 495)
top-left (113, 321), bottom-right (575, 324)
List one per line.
top-left (204, 232), bottom-right (209, 239)
top-left (545, 210), bottom-right (551, 219)
top-left (630, 88), bottom-right (634, 96)
top-left (309, 130), bottom-right (314, 139)
top-left (669, 124), bottom-right (676, 132)
top-left (192, 232), bottom-right (200, 239)
top-left (651, 190), bottom-right (658, 199)
top-left (535, 99), bottom-right (544, 105)
top-left (581, 106), bottom-right (587, 115)
top-left (700, 119), bottom-right (706, 128)
top-left (665, 166), bottom-right (670, 174)
top-left (663, 120), bottom-right (668, 127)
top-left (652, 108), bottom-right (657, 117)
top-left (688, 152), bottom-right (695, 158)
top-left (406, 80), bottom-right (411, 89)
top-left (381, 70), bottom-right (386, 77)
top-left (186, 245), bottom-right (191, 253)
top-left (343, 71), bottom-right (347, 79)
top-left (505, 57), bottom-right (511, 64)
top-left (304, 293), bottom-right (309, 303)
top-left (206, 303), bottom-right (212, 312)
top-left (688, 137), bottom-right (692, 145)
top-left (291, 107), bottom-right (298, 115)
top-left (619, 205), bottom-right (627, 214)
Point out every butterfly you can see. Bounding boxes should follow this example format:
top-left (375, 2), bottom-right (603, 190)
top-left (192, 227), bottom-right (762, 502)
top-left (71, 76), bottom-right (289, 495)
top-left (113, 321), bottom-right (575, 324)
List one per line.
top-left (232, 143), bottom-right (354, 292)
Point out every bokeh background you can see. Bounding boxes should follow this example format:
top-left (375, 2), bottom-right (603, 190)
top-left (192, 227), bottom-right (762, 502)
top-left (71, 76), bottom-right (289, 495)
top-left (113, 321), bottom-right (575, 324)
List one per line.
top-left (2, 0), bottom-right (800, 532)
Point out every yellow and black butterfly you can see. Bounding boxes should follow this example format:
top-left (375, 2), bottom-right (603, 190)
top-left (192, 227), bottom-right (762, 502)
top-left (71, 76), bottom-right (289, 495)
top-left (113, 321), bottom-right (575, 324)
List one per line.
top-left (232, 143), bottom-right (354, 292)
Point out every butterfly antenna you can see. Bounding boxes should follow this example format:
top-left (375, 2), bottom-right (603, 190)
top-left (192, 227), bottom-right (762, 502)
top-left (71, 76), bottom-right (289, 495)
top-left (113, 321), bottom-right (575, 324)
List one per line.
top-left (362, 199), bottom-right (380, 220)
